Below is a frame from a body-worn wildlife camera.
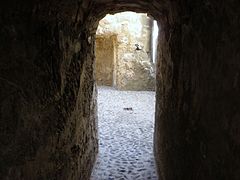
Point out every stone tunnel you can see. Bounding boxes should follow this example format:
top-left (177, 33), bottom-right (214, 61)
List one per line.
top-left (0, 0), bottom-right (240, 179)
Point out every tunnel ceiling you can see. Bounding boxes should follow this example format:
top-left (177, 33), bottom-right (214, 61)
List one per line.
top-left (91, 0), bottom-right (168, 18)
top-left (47, 0), bottom-right (173, 29)
top-left (84, 0), bottom-right (176, 35)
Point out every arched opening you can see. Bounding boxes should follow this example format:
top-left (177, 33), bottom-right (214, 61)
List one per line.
top-left (81, 2), bottom-right (175, 179)
top-left (1, 1), bottom-right (239, 180)
top-left (91, 11), bottom-right (159, 179)
top-left (0, 1), bottom-right (184, 180)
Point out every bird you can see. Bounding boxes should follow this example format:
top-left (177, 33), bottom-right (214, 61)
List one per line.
top-left (135, 44), bottom-right (142, 50)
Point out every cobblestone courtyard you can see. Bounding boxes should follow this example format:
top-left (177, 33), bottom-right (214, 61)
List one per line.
top-left (91, 86), bottom-right (158, 180)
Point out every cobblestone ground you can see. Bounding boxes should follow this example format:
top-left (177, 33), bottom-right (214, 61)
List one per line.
top-left (91, 86), bottom-right (158, 180)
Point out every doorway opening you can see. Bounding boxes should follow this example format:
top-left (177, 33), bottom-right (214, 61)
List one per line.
top-left (91, 11), bottom-right (159, 179)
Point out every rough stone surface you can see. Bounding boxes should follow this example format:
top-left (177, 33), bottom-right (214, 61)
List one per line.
top-left (0, 0), bottom-right (240, 180)
top-left (95, 35), bottom-right (117, 86)
top-left (116, 50), bottom-right (155, 91)
top-left (154, 1), bottom-right (240, 179)
top-left (0, 1), bottom-right (98, 179)
top-left (96, 12), bottom-right (156, 91)
top-left (97, 12), bottom-right (152, 53)
top-left (91, 86), bottom-right (157, 180)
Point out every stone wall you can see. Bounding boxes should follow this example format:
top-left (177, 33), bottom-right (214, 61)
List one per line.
top-left (0, 1), bottom-right (98, 179)
top-left (96, 12), bottom-right (156, 91)
top-left (116, 50), bottom-right (155, 91)
top-left (95, 35), bottom-right (117, 86)
top-left (0, 0), bottom-right (240, 180)
top-left (154, 1), bottom-right (240, 180)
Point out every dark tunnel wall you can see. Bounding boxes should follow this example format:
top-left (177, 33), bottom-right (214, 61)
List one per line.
top-left (154, 1), bottom-right (240, 179)
top-left (0, 1), bottom-right (98, 179)
top-left (0, 0), bottom-right (240, 179)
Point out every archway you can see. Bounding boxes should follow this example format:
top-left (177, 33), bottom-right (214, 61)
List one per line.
top-left (0, 1), bottom-right (180, 179)
top-left (1, 0), bottom-right (239, 180)
top-left (92, 11), bottom-right (159, 179)
top-left (85, 2), bottom-right (177, 179)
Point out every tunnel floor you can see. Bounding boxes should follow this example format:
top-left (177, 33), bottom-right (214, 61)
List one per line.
top-left (90, 86), bottom-right (158, 180)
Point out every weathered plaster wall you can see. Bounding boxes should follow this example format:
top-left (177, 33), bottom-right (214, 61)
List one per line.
top-left (0, 0), bottom-right (240, 180)
top-left (95, 35), bottom-right (116, 86)
top-left (97, 12), bottom-right (155, 90)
